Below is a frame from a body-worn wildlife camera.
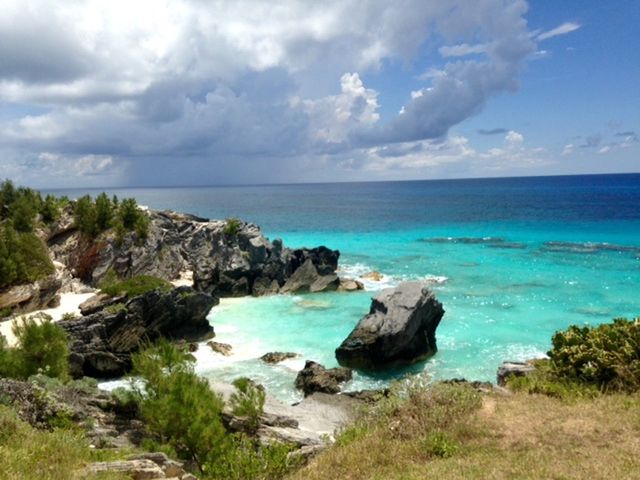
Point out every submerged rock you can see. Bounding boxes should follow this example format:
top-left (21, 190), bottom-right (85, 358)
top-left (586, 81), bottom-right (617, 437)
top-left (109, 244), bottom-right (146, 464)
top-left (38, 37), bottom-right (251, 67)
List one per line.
top-left (294, 360), bottom-right (352, 396)
top-left (60, 286), bottom-right (217, 378)
top-left (335, 282), bottom-right (444, 370)
top-left (208, 341), bottom-right (233, 356)
top-left (338, 278), bottom-right (365, 292)
top-left (360, 271), bottom-right (383, 282)
top-left (260, 351), bottom-right (300, 364)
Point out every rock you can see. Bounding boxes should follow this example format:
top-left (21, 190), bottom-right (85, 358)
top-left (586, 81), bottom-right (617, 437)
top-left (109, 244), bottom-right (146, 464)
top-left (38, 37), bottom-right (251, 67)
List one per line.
top-left (207, 341), bottom-right (232, 356)
top-left (127, 453), bottom-right (187, 478)
top-left (59, 286), bottom-right (217, 378)
top-left (360, 271), bottom-right (383, 282)
top-left (294, 361), bottom-right (352, 396)
top-left (0, 274), bottom-right (62, 316)
top-left (280, 259), bottom-right (340, 294)
top-left (496, 361), bottom-right (537, 386)
top-left (335, 282), bottom-right (444, 370)
top-left (260, 351), bottom-right (299, 364)
top-left (338, 278), bottom-right (365, 292)
top-left (48, 207), bottom-right (341, 299)
top-left (86, 459), bottom-right (165, 479)
top-left (79, 293), bottom-right (127, 316)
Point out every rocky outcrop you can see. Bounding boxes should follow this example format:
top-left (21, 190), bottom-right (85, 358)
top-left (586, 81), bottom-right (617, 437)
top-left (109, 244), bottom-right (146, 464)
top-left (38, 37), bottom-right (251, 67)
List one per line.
top-left (337, 278), bottom-right (364, 292)
top-left (260, 351), bottom-right (300, 364)
top-left (59, 286), bottom-right (217, 378)
top-left (47, 209), bottom-right (341, 298)
top-left (86, 453), bottom-right (196, 480)
top-left (0, 274), bottom-right (62, 317)
top-left (294, 361), bottom-right (353, 396)
top-left (0, 377), bottom-right (144, 447)
top-left (496, 361), bottom-right (537, 386)
top-left (335, 282), bottom-right (444, 370)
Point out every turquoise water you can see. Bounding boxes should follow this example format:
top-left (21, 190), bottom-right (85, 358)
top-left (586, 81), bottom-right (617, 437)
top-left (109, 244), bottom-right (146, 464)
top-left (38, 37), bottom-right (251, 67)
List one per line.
top-left (53, 174), bottom-right (640, 402)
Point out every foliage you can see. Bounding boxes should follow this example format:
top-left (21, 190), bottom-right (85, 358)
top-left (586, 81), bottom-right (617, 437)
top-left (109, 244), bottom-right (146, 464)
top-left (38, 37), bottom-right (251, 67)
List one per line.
top-left (0, 314), bottom-right (70, 381)
top-left (547, 317), bottom-right (640, 392)
top-left (0, 225), bottom-right (54, 289)
top-left (131, 341), bottom-right (298, 479)
top-left (131, 340), bottom-right (228, 470)
top-left (223, 217), bottom-right (242, 236)
top-left (73, 195), bottom-right (99, 237)
top-left (95, 192), bottom-right (113, 231)
top-left (72, 192), bottom-right (148, 241)
top-left (100, 274), bottom-right (172, 298)
top-left (229, 377), bottom-right (266, 432)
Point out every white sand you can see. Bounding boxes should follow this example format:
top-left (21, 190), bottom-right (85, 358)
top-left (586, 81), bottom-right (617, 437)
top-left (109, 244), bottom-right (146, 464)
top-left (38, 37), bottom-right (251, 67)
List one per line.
top-left (0, 291), bottom-right (96, 347)
top-left (171, 270), bottom-right (194, 287)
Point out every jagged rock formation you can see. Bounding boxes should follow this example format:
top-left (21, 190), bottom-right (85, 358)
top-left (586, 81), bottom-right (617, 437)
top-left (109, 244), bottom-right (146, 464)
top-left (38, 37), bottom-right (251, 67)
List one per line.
top-left (294, 360), bottom-right (353, 396)
top-left (47, 209), bottom-right (341, 297)
top-left (260, 351), bottom-right (300, 364)
top-left (335, 282), bottom-right (444, 370)
top-left (0, 274), bottom-right (61, 316)
top-left (59, 286), bottom-right (217, 378)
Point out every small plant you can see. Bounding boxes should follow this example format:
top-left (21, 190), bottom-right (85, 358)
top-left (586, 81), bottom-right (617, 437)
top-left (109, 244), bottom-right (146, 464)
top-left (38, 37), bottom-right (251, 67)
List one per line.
top-left (223, 217), bottom-right (242, 237)
top-left (422, 430), bottom-right (459, 458)
top-left (104, 302), bottom-right (127, 315)
top-left (60, 312), bottom-right (78, 321)
top-left (229, 377), bottom-right (266, 432)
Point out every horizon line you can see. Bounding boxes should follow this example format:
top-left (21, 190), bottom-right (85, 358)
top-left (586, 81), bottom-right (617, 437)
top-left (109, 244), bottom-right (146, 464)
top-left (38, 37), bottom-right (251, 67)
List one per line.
top-left (37, 170), bottom-right (640, 191)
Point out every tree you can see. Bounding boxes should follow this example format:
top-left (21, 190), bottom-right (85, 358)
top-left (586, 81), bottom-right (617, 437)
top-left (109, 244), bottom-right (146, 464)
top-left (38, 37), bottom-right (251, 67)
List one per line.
top-left (73, 195), bottom-right (98, 236)
top-left (94, 192), bottom-right (113, 231)
top-left (118, 198), bottom-right (139, 230)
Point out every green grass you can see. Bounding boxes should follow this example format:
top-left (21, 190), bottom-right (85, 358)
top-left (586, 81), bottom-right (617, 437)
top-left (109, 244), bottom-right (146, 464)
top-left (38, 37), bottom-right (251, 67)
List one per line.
top-left (100, 275), bottom-right (172, 298)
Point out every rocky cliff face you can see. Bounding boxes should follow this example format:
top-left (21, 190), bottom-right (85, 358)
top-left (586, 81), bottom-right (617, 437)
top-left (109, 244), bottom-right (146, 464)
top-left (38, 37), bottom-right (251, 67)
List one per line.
top-left (59, 286), bottom-right (217, 378)
top-left (47, 209), bottom-right (340, 297)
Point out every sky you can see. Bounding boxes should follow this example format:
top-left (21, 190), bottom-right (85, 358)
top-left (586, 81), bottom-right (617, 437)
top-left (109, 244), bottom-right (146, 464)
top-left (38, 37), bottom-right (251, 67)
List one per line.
top-left (0, 0), bottom-right (638, 188)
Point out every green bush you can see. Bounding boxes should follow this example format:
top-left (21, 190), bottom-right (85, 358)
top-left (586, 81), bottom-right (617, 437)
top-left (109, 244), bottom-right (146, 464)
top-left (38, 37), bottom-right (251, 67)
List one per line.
top-left (0, 225), bottom-right (54, 289)
top-left (548, 318), bottom-right (640, 391)
top-left (131, 341), bottom-right (297, 479)
top-left (73, 195), bottom-right (98, 237)
top-left (100, 274), bottom-right (172, 298)
top-left (0, 314), bottom-right (70, 381)
top-left (223, 217), bottom-right (242, 237)
top-left (229, 377), bottom-right (266, 432)
top-left (95, 192), bottom-right (113, 231)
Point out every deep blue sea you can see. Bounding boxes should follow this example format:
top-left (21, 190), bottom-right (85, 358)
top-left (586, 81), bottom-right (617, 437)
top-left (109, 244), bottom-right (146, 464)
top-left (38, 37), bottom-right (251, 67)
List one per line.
top-left (50, 173), bottom-right (640, 401)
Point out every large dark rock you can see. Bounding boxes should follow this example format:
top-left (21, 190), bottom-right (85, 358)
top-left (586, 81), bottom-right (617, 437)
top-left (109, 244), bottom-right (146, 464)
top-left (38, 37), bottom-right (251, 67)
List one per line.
top-left (294, 360), bottom-right (352, 396)
top-left (335, 282), bottom-right (444, 370)
top-left (59, 286), bottom-right (217, 378)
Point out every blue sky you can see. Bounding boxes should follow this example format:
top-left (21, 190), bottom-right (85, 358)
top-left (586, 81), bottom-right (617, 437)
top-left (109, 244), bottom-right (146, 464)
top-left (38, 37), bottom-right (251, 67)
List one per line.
top-left (0, 0), bottom-right (637, 187)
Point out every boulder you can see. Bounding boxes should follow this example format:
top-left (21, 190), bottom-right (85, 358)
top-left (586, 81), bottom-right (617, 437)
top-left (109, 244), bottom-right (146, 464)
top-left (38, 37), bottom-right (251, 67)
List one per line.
top-left (360, 271), bottom-right (383, 282)
top-left (59, 286), bottom-right (217, 378)
top-left (335, 282), bottom-right (444, 370)
top-left (280, 259), bottom-right (340, 294)
top-left (0, 274), bottom-right (62, 316)
top-left (207, 341), bottom-right (232, 356)
top-left (85, 459), bottom-right (165, 479)
top-left (79, 293), bottom-right (127, 316)
top-left (338, 278), bottom-right (364, 292)
top-left (294, 361), bottom-right (352, 396)
top-left (260, 351), bottom-right (300, 364)
top-left (496, 361), bottom-right (537, 386)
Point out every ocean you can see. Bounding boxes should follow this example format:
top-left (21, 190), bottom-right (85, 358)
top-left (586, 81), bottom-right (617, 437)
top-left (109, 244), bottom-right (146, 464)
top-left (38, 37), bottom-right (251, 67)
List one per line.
top-left (49, 173), bottom-right (640, 401)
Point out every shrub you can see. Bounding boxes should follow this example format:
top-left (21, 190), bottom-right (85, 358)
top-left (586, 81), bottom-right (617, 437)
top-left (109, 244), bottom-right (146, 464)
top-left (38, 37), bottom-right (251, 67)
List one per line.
top-left (229, 377), bottom-right (266, 432)
top-left (131, 340), bottom-right (228, 471)
top-left (118, 198), bottom-right (140, 230)
top-left (73, 195), bottom-right (98, 237)
top-left (223, 217), bottom-right (242, 236)
top-left (0, 225), bottom-right (55, 289)
top-left (548, 317), bottom-right (640, 391)
top-left (100, 275), bottom-right (172, 298)
top-left (40, 194), bottom-right (62, 224)
top-left (8, 314), bottom-right (70, 381)
top-left (94, 192), bottom-right (113, 231)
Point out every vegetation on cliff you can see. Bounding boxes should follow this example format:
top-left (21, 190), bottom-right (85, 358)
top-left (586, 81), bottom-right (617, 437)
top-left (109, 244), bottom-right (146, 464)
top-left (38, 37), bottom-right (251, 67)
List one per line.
top-left (99, 272), bottom-right (172, 298)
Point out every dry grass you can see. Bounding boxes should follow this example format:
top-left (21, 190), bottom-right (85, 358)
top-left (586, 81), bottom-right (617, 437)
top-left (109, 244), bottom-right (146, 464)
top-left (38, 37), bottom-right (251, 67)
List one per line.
top-left (289, 385), bottom-right (640, 480)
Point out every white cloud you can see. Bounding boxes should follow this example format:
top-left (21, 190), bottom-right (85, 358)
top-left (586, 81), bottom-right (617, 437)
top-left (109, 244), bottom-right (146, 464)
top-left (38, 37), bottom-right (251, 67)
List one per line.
top-left (537, 22), bottom-right (581, 41)
top-left (0, 0), bottom-right (550, 186)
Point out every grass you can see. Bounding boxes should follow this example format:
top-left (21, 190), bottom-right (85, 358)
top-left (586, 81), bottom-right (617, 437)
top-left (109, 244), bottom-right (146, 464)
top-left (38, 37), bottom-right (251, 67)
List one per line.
top-left (289, 382), bottom-right (640, 480)
top-left (100, 274), bottom-right (172, 298)
top-left (0, 405), bottom-right (129, 480)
